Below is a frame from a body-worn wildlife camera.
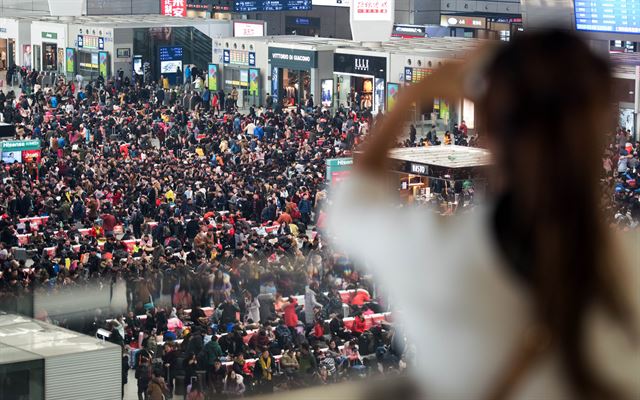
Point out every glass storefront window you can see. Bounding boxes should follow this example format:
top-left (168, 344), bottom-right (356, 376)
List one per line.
top-left (280, 69), bottom-right (310, 107)
top-left (42, 43), bottom-right (57, 71)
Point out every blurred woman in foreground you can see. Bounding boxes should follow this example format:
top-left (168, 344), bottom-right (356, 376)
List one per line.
top-left (328, 30), bottom-right (639, 399)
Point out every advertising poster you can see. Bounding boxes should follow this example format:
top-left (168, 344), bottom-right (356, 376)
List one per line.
top-left (208, 64), bottom-right (218, 90)
top-left (23, 45), bottom-right (32, 68)
top-left (2, 151), bottom-right (22, 164)
top-left (271, 66), bottom-right (279, 102)
top-left (65, 48), bottom-right (75, 73)
top-left (387, 83), bottom-right (399, 111)
top-left (248, 68), bottom-right (259, 96)
top-left (326, 158), bottom-right (353, 184)
top-left (22, 149), bottom-right (41, 164)
top-left (374, 78), bottom-right (385, 113)
top-left (321, 79), bottom-right (333, 107)
top-left (98, 51), bottom-right (108, 78)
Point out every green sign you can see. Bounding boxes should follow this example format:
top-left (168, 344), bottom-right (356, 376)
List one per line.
top-left (326, 158), bottom-right (353, 184)
top-left (41, 32), bottom-right (58, 40)
top-left (0, 139), bottom-right (41, 151)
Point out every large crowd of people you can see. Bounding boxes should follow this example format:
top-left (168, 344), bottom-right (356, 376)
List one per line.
top-left (605, 127), bottom-right (640, 229)
top-left (0, 62), bottom-right (636, 398)
top-left (0, 68), bottom-right (407, 399)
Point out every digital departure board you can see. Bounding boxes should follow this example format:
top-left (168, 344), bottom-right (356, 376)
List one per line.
top-left (234, 0), bottom-right (311, 12)
top-left (574, 0), bottom-right (640, 34)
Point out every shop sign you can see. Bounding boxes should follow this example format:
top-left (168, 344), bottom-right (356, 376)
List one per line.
top-left (248, 52), bottom-right (256, 66)
top-left (0, 139), bottom-right (41, 151)
top-left (268, 47), bottom-right (317, 69)
top-left (98, 37), bottom-right (104, 50)
top-left (410, 163), bottom-right (428, 175)
top-left (392, 24), bottom-right (426, 38)
top-left (161, 0), bottom-right (187, 17)
top-left (440, 16), bottom-right (486, 29)
top-left (334, 53), bottom-right (386, 79)
top-left (77, 35), bottom-right (83, 48)
top-left (42, 32), bottom-right (58, 40)
top-left (223, 49), bottom-right (230, 64)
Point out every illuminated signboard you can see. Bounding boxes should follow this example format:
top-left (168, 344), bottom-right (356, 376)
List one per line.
top-left (574, 0), bottom-right (639, 34)
top-left (161, 0), bottom-right (187, 16)
top-left (353, 0), bottom-right (391, 21)
top-left (440, 16), bottom-right (486, 29)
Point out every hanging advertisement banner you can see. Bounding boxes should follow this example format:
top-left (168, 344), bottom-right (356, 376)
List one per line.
top-left (248, 68), bottom-right (259, 96)
top-left (208, 64), bottom-right (219, 90)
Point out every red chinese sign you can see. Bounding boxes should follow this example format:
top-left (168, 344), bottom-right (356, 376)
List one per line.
top-left (161, 0), bottom-right (187, 17)
top-left (353, 0), bottom-right (390, 20)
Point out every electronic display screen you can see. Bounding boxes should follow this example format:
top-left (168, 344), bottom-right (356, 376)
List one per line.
top-left (574, 0), bottom-right (639, 34)
top-left (234, 0), bottom-right (311, 12)
top-left (159, 46), bottom-right (184, 62)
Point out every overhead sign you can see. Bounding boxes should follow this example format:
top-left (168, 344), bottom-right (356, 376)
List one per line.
top-left (440, 16), bottom-right (486, 29)
top-left (269, 47), bottom-right (317, 69)
top-left (223, 49), bottom-right (253, 66)
top-left (233, 21), bottom-right (265, 37)
top-left (41, 32), bottom-right (58, 40)
top-left (312, 0), bottom-right (349, 6)
top-left (159, 46), bottom-right (183, 62)
top-left (161, 0), bottom-right (187, 17)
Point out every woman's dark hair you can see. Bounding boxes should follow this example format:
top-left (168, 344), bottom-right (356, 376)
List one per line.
top-left (482, 30), bottom-right (632, 399)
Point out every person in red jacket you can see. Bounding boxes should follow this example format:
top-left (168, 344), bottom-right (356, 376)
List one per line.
top-left (282, 296), bottom-right (299, 330)
top-left (352, 312), bottom-right (366, 336)
top-left (101, 209), bottom-right (117, 236)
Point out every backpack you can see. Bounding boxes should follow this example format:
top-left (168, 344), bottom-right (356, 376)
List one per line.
top-left (275, 324), bottom-right (293, 348)
top-left (290, 204), bottom-right (301, 220)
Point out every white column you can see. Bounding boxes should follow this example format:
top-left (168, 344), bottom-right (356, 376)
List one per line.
top-left (635, 65), bottom-right (639, 141)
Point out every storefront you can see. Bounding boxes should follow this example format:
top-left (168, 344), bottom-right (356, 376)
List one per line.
top-left (333, 52), bottom-right (387, 113)
top-left (0, 18), bottom-right (20, 72)
top-left (31, 22), bottom-right (67, 72)
top-left (375, 146), bottom-right (491, 207)
top-left (269, 46), bottom-right (317, 107)
top-left (222, 47), bottom-right (257, 107)
top-left (68, 25), bottom-right (114, 79)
